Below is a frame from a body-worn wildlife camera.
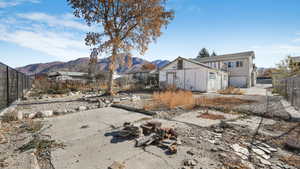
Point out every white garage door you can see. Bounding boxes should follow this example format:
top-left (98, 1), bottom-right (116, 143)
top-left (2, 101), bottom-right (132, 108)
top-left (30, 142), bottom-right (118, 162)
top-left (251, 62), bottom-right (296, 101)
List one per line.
top-left (229, 77), bottom-right (247, 88)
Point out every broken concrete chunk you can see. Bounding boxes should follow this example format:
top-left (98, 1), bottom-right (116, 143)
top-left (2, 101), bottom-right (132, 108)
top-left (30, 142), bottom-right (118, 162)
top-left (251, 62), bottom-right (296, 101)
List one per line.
top-left (37, 110), bottom-right (53, 117)
top-left (257, 156), bottom-right (271, 166)
top-left (183, 159), bottom-right (197, 166)
top-left (252, 148), bottom-right (270, 159)
top-left (77, 106), bottom-right (87, 111)
top-left (231, 144), bottom-right (249, 159)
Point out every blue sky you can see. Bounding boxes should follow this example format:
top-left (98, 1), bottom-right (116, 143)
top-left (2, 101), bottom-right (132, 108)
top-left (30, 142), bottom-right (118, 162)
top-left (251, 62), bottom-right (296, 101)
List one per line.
top-left (1, 0), bottom-right (300, 68)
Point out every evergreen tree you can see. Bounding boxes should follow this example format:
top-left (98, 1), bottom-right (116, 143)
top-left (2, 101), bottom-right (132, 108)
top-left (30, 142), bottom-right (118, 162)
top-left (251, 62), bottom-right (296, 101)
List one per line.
top-left (211, 51), bottom-right (217, 57)
top-left (197, 48), bottom-right (210, 59)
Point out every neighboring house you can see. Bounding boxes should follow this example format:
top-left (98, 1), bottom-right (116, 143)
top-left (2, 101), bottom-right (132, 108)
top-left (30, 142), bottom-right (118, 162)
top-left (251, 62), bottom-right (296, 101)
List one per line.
top-left (196, 51), bottom-right (257, 88)
top-left (159, 57), bottom-right (228, 92)
top-left (126, 68), bottom-right (159, 86)
top-left (48, 71), bottom-right (89, 82)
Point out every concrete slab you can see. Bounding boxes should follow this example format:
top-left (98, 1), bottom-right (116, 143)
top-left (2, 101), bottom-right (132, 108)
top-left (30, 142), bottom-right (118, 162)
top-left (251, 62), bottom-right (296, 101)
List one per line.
top-left (41, 108), bottom-right (198, 169)
top-left (172, 110), bottom-right (240, 127)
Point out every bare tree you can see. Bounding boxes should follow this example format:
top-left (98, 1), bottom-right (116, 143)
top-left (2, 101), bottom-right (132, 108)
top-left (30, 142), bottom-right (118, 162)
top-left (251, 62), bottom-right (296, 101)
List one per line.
top-left (67, 0), bottom-right (174, 95)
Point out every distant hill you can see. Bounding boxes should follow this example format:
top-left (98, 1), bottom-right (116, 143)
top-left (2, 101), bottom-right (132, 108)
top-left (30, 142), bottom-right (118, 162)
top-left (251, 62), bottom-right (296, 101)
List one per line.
top-left (16, 57), bottom-right (170, 75)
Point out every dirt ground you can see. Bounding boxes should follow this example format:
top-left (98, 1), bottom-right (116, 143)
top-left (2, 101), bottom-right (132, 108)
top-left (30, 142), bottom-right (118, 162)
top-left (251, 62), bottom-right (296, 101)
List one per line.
top-left (0, 85), bottom-right (299, 169)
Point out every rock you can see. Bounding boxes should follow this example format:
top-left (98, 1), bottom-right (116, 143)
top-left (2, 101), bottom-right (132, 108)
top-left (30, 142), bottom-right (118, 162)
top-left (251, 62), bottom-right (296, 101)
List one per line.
top-left (40, 110), bottom-right (53, 117)
top-left (183, 159), bottom-right (197, 166)
top-left (77, 106), bottom-right (87, 111)
top-left (28, 112), bottom-right (38, 119)
top-left (108, 161), bottom-right (125, 169)
top-left (187, 150), bottom-right (195, 156)
top-left (98, 100), bottom-right (105, 108)
top-left (131, 95), bottom-right (140, 101)
top-left (112, 98), bottom-right (121, 103)
top-left (54, 109), bottom-right (68, 115)
top-left (15, 111), bottom-right (23, 120)
top-left (176, 139), bottom-right (182, 145)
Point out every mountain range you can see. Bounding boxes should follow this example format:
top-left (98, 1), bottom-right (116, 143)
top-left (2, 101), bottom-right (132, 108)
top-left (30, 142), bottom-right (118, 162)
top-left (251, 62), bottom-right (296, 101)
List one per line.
top-left (16, 57), bottom-right (170, 75)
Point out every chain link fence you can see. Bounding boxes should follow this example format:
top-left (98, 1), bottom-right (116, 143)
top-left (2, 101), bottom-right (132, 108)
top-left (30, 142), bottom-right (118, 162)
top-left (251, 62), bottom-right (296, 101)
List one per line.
top-left (273, 75), bottom-right (300, 110)
top-left (0, 62), bottom-right (32, 111)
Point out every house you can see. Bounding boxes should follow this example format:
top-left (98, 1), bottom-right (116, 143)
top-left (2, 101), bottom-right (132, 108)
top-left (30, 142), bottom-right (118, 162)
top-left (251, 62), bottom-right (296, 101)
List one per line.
top-left (159, 57), bottom-right (228, 92)
top-left (196, 51), bottom-right (257, 88)
top-left (126, 67), bottom-right (159, 86)
top-left (48, 71), bottom-right (89, 82)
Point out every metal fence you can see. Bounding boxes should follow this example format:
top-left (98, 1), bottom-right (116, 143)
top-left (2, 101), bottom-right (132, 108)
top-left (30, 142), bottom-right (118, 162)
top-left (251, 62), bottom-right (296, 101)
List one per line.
top-left (0, 62), bottom-right (32, 111)
top-left (273, 75), bottom-right (300, 110)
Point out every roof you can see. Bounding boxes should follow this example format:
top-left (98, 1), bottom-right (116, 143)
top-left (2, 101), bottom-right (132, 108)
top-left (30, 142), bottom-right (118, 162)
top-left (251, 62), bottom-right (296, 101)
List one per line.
top-left (196, 51), bottom-right (255, 62)
top-left (290, 56), bottom-right (300, 63)
top-left (48, 71), bottom-right (88, 77)
top-left (159, 56), bottom-right (227, 72)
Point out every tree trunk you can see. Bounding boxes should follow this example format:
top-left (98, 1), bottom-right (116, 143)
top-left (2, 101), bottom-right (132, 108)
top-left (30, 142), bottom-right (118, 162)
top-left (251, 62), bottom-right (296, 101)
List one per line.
top-left (107, 45), bottom-right (117, 95)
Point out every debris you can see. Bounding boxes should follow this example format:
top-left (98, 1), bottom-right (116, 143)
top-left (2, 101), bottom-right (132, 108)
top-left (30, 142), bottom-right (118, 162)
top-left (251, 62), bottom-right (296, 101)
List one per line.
top-left (77, 106), bottom-right (87, 111)
top-left (285, 137), bottom-right (300, 152)
top-left (118, 123), bottom-right (141, 138)
top-left (36, 110), bottom-right (54, 118)
top-left (114, 121), bottom-right (179, 154)
top-left (108, 161), bottom-right (125, 169)
top-left (80, 125), bottom-right (89, 129)
top-left (257, 156), bottom-right (271, 166)
top-left (183, 159), bottom-right (197, 166)
top-left (231, 144), bottom-right (249, 160)
top-left (252, 148), bottom-right (271, 159)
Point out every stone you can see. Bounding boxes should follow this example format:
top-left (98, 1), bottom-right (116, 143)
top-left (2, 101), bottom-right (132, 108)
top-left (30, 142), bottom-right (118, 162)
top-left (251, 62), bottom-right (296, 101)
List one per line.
top-left (112, 98), bottom-right (121, 103)
top-left (98, 100), bottom-right (105, 108)
top-left (183, 159), bottom-right (197, 166)
top-left (187, 150), bottom-right (195, 156)
top-left (16, 111), bottom-right (23, 120)
top-left (77, 106), bottom-right (87, 111)
top-left (41, 110), bottom-right (53, 117)
top-left (131, 95), bottom-right (140, 101)
top-left (28, 112), bottom-right (37, 119)
top-left (54, 109), bottom-right (68, 115)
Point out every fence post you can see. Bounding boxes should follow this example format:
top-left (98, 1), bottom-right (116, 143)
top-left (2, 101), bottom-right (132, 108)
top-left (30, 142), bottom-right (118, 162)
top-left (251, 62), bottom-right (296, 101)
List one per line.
top-left (291, 79), bottom-right (295, 106)
top-left (6, 66), bottom-right (9, 107)
top-left (16, 71), bottom-right (19, 99)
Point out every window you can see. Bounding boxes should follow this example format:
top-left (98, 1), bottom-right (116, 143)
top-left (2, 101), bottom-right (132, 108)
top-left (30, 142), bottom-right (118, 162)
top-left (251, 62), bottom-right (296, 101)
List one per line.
top-left (228, 62), bottom-right (232, 68)
top-left (236, 61), bottom-right (243, 67)
top-left (177, 59), bottom-right (183, 70)
top-left (209, 72), bottom-right (216, 79)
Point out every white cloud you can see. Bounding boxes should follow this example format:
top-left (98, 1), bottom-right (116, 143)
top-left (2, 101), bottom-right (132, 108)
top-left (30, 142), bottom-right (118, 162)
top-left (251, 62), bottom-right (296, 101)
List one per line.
top-left (0, 24), bottom-right (90, 60)
top-left (17, 12), bottom-right (94, 32)
top-left (0, 0), bottom-right (39, 8)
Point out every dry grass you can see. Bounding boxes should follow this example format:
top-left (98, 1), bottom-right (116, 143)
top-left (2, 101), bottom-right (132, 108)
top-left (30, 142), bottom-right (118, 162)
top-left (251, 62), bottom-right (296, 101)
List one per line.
top-left (218, 87), bottom-right (245, 95)
top-left (195, 97), bottom-right (255, 108)
top-left (197, 112), bottom-right (225, 120)
top-left (147, 90), bottom-right (195, 110)
top-left (144, 90), bottom-right (255, 111)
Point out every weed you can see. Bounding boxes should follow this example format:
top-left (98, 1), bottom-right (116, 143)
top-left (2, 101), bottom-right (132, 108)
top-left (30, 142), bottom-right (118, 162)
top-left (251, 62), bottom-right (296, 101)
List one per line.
top-left (218, 87), bottom-right (245, 95)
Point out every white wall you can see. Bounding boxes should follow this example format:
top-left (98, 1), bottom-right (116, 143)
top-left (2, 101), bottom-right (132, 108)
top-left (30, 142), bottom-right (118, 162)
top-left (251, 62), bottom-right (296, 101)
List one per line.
top-left (159, 58), bottom-right (228, 92)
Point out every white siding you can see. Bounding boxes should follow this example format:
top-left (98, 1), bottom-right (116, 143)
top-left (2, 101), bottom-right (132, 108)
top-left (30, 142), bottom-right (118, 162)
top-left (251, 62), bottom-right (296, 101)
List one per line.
top-left (159, 58), bottom-right (228, 92)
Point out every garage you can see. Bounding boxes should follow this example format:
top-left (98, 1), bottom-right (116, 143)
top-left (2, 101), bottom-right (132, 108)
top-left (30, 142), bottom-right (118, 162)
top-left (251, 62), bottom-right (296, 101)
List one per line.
top-left (229, 76), bottom-right (247, 88)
